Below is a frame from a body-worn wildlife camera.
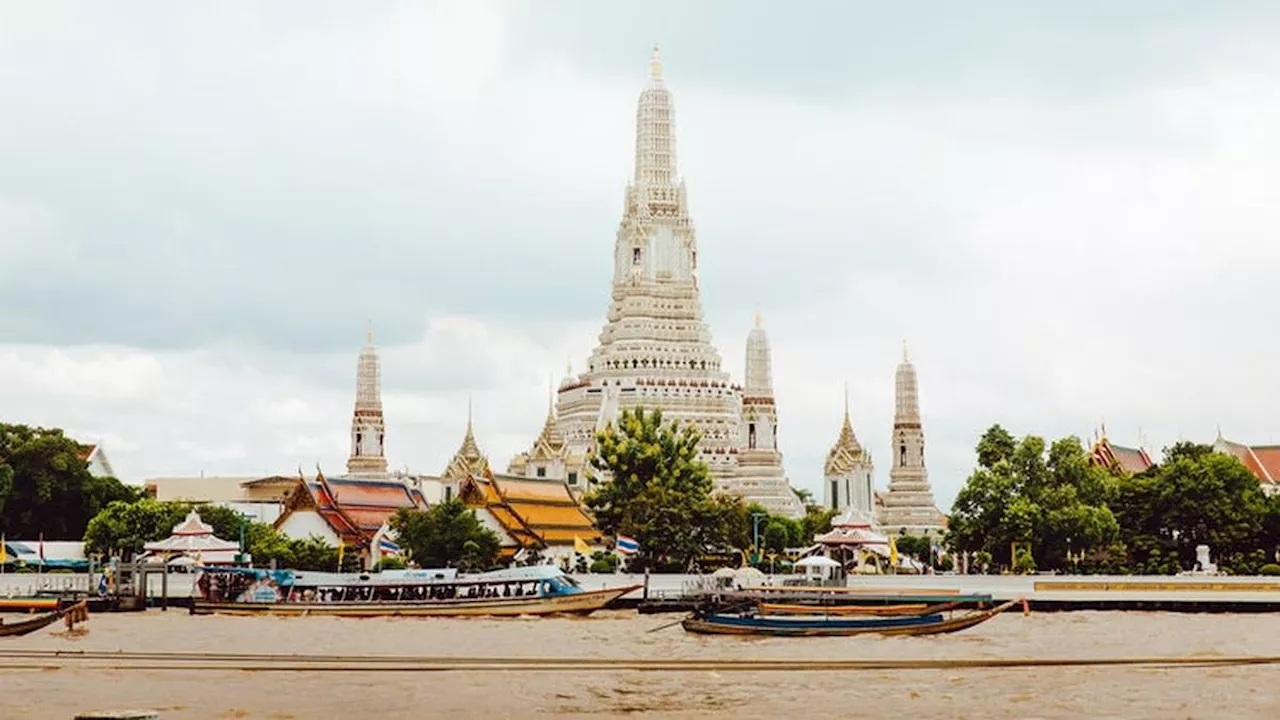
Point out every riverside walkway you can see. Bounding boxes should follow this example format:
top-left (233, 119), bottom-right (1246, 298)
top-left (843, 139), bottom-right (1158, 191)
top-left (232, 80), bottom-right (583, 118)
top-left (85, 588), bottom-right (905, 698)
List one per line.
top-left (574, 573), bottom-right (1280, 612)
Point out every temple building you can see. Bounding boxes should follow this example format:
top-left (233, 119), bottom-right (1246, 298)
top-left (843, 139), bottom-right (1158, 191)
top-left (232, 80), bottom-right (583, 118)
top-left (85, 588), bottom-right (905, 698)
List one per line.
top-left (1213, 432), bottom-right (1280, 496)
top-left (274, 468), bottom-right (427, 568)
top-left (76, 443), bottom-right (117, 479)
top-left (732, 315), bottom-right (804, 518)
top-left (823, 389), bottom-right (875, 520)
top-left (439, 401), bottom-right (491, 502)
top-left (507, 377), bottom-right (589, 494)
top-left (876, 345), bottom-right (947, 536)
top-left (346, 327), bottom-right (388, 478)
top-left (1088, 428), bottom-right (1155, 476)
top-left (458, 472), bottom-right (603, 564)
top-left (517, 46), bottom-right (803, 512)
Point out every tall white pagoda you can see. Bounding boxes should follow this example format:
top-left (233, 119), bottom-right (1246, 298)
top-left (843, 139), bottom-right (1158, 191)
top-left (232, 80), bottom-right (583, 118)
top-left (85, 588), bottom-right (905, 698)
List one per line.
top-left (539, 46), bottom-right (803, 516)
top-left (734, 314), bottom-right (804, 517)
top-left (876, 344), bottom-right (946, 535)
top-left (346, 326), bottom-right (388, 478)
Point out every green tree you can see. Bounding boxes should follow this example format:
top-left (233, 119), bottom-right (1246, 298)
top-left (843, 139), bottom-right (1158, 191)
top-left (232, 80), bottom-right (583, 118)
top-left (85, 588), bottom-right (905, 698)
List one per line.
top-left (584, 407), bottom-right (722, 571)
top-left (83, 498), bottom-right (249, 559)
top-left (391, 499), bottom-right (501, 571)
top-left (1109, 443), bottom-right (1270, 574)
top-left (948, 426), bottom-right (1119, 572)
top-left (0, 423), bottom-right (139, 538)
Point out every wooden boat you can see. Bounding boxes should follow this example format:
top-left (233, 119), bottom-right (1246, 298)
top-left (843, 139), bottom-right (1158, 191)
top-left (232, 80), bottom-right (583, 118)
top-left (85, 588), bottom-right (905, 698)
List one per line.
top-left (759, 601), bottom-right (963, 617)
top-left (0, 597), bottom-right (59, 612)
top-left (190, 566), bottom-right (641, 618)
top-left (681, 598), bottom-right (1021, 637)
top-left (0, 600), bottom-right (88, 638)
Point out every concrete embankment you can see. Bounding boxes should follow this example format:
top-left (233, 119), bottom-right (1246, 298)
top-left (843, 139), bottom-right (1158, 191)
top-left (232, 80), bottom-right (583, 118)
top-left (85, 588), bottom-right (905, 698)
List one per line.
top-left (570, 573), bottom-right (1280, 613)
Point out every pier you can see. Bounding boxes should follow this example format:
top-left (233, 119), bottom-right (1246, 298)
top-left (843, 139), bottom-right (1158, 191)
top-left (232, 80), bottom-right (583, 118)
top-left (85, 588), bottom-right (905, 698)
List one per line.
top-left (571, 573), bottom-right (1280, 613)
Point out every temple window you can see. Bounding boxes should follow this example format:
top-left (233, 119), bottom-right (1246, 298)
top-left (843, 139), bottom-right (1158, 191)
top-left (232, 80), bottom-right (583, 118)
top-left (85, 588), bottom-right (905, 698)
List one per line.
top-left (748, 423), bottom-right (757, 450)
top-left (831, 481), bottom-right (838, 510)
top-left (633, 247), bottom-right (642, 265)
top-left (536, 467), bottom-right (546, 478)
top-left (900, 444), bottom-right (907, 465)
top-left (445, 486), bottom-right (453, 502)
top-left (568, 472), bottom-right (578, 485)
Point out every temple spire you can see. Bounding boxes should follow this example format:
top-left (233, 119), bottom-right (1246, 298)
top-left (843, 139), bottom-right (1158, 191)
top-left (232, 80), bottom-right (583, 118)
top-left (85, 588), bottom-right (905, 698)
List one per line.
top-left (347, 327), bottom-right (387, 478)
top-left (649, 43), bottom-right (662, 82)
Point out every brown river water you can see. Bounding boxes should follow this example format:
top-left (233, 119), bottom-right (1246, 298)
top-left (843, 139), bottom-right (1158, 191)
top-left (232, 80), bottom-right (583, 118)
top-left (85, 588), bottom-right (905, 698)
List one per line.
top-left (3, 609), bottom-right (1279, 719)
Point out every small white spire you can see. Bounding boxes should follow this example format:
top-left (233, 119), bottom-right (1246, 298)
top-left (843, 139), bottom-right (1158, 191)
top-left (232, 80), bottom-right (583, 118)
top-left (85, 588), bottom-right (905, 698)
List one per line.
top-left (366, 319), bottom-right (374, 345)
top-left (902, 339), bottom-right (909, 362)
top-left (649, 43), bottom-right (662, 81)
top-left (754, 309), bottom-right (762, 329)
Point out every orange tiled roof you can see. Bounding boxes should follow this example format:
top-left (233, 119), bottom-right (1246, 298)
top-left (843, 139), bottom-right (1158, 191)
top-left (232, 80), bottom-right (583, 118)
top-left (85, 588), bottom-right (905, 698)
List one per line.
top-left (276, 473), bottom-right (425, 546)
top-left (459, 474), bottom-right (598, 548)
top-left (76, 444), bottom-right (96, 463)
top-left (1089, 437), bottom-right (1153, 475)
top-left (1218, 438), bottom-right (1280, 486)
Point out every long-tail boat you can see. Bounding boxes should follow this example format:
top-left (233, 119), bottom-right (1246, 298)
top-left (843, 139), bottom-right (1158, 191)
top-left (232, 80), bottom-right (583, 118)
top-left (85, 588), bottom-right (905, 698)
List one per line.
top-left (190, 566), bottom-right (640, 618)
top-left (681, 598), bottom-right (1021, 637)
top-left (0, 600), bottom-right (89, 638)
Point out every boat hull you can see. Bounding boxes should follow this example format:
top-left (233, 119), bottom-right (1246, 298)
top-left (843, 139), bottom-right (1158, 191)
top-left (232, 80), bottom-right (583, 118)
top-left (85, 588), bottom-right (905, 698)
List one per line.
top-left (681, 599), bottom-right (1020, 637)
top-left (191, 584), bottom-right (641, 618)
top-left (0, 600), bottom-right (86, 638)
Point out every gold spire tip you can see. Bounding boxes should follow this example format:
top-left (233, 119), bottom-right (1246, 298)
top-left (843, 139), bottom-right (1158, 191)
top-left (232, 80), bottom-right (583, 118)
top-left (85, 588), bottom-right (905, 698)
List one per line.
top-left (365, 319), bottom-right (374, 345)
top-left (649, 43), bottom-right (662, 80)
top-left (753, 310), bottom-right (762, 329)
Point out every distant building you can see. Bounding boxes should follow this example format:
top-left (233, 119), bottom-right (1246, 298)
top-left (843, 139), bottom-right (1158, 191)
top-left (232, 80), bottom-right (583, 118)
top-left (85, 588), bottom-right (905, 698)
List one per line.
top-left (457, 473), bottom-right (602, 565)
top-left (273, 469), bottom-right (427, 567)
top-left (1087, 431), bottom-right (1155, 476)
top-left (142, 475), bottom-right (298, 524)
top-left (1213, 433), bottom-right (1280, 497)
top-left (76, 443), bottom-right (117, 479)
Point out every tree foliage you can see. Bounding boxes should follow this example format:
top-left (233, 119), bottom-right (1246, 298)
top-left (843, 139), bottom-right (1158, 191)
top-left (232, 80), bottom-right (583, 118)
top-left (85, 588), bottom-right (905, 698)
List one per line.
top-left (0, 423), bottom-right (140, 538)
top-left (390, 499), bottom-right (501, 571)
top-left (949, 426), bottom-right (1280, 575)
top-left (947, 425), bottom-right (1119, 571)
top-left (83, 498), bottom-right (246, 558)
top-left (585, 407), bottom-right (733, 571)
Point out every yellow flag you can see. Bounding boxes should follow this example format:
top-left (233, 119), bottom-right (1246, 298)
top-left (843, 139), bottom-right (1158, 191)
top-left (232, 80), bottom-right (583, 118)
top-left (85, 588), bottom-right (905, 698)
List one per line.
top-left (0, 534), bottom-right (6, 565)
top-left (336, 540), bottom-right (345, 570)
top-left (888, 535), bottom-right (899, 566)
top-left (573, 535), bottom-right (590, 555)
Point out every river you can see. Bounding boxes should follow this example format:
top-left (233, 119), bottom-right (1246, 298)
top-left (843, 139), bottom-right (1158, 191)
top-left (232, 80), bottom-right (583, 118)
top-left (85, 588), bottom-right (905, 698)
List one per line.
top-left (3, 609), bottom-right (1278, 718)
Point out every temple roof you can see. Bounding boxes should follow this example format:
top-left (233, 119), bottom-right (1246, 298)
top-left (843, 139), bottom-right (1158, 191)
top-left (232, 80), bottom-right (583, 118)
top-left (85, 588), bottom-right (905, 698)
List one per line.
top-left (275, 471), bottom-right (427, 546)
top-left (443, 408), bottom-right (490, 480)
top-left (1215, 437), bottom-right (1280, 487)
top-left (824, 396), bottom-right (868, 475)
top-left (1089, 435), bottom-right (1154, 475)
top-left (459, 473), bottom-right (599, 549)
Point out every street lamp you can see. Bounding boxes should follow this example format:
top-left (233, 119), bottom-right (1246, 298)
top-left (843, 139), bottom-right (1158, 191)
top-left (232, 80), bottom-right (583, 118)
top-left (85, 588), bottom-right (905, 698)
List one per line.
top-left (750, 512), bottom-right (767, 565)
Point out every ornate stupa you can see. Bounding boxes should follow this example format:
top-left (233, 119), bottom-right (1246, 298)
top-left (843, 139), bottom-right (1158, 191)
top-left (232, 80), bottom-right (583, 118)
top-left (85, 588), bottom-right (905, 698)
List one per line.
top-left (346, 325), bottom-right (389, 478)
top-left (876, 344), bottom-right (947, 535)
top-left (551, 45), bottom-right (754, 484)
top-left (733, 314), bottom-right (804, 518)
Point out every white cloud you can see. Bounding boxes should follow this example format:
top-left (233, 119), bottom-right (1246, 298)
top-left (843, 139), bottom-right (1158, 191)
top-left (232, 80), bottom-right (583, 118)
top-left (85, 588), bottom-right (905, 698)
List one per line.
top-left (2, 5), bottom-right (1279, 509)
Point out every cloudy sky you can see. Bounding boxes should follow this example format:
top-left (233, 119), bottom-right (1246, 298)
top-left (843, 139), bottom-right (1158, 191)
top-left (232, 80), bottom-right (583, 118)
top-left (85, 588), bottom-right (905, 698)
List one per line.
top-left (3, 1), bottom-right (1279, 508)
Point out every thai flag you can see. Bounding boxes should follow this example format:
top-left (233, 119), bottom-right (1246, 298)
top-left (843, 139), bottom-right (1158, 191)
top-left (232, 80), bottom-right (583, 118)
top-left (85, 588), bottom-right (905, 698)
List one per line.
top-left (616, 535), bottom-right (639, 555)
top-left (379, 538), bottom-right (403, 556)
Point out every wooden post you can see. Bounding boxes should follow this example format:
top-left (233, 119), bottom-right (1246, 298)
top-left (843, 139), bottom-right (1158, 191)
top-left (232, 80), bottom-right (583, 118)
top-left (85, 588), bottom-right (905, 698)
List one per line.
top-left (643, 567), bottom-right (650, 600)
top-left (160, 560), bottom-right (168, 612)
